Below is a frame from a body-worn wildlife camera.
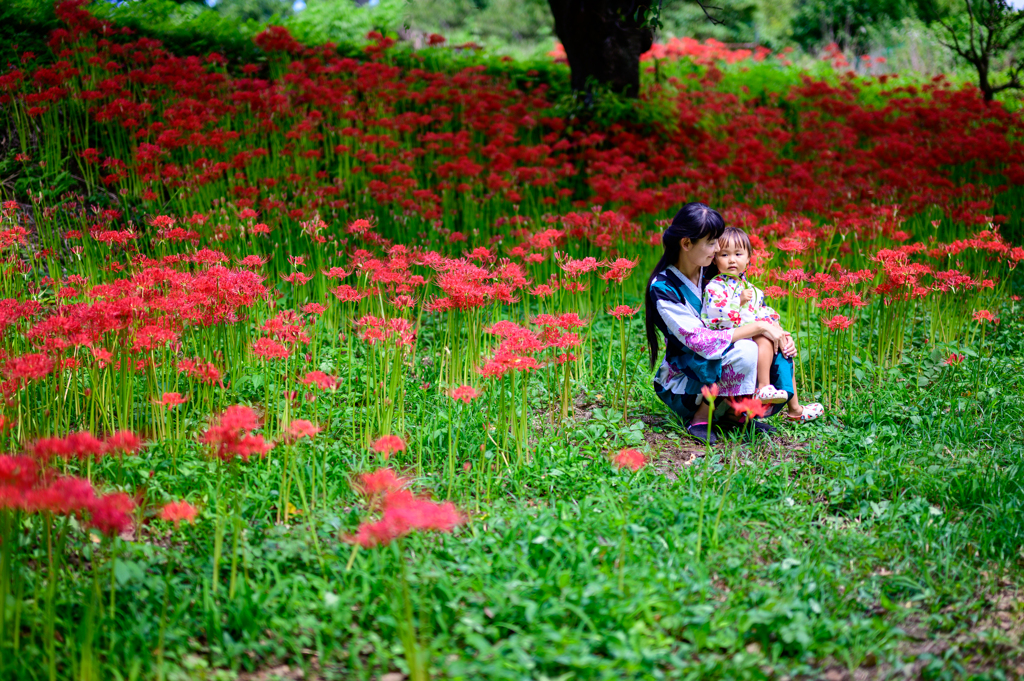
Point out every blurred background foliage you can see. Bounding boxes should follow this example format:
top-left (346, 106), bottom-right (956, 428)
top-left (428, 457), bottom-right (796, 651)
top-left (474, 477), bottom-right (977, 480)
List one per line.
top-left (0, 0), bottom-right (1011, 82)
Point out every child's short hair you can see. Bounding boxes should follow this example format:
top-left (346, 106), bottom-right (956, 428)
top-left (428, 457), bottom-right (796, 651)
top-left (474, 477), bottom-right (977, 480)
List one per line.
top-left (717, 226), bottom-right (752, 255)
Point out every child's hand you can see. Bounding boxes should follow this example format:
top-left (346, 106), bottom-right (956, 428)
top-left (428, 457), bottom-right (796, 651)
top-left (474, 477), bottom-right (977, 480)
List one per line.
top-left (739, 288), bottom-right (753, 306)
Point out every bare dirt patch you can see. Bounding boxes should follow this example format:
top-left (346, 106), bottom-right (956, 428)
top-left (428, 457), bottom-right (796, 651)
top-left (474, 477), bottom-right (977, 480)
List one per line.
top-left (637, 413), bottom-right (705, 479)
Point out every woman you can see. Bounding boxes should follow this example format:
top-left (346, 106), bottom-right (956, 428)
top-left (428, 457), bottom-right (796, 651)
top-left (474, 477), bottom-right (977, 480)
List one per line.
top-left (645, 203), bottom-right (797, 444)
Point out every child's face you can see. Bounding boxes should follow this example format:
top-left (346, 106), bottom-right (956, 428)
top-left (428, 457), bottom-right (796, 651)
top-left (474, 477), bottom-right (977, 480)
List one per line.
top-left (713, 240), bottom-right (750, 277)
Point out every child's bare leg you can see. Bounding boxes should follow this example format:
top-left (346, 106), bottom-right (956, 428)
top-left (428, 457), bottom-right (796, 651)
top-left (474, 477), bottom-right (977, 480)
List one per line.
top-left (787, 387), bottom-right (804, 417)
top-left (691, 400), bottom-right (710, 425)
top-left (754, 336), bottom-right (774, 389)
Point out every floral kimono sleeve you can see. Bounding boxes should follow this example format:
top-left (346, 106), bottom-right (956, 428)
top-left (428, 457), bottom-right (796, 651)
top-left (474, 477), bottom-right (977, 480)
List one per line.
top-left (652, 290), bottom-right (732, 360)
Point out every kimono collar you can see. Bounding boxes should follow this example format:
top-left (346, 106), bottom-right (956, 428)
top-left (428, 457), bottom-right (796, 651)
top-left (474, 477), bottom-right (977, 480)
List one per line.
top-left (667, 265), bottom-right (703, 299)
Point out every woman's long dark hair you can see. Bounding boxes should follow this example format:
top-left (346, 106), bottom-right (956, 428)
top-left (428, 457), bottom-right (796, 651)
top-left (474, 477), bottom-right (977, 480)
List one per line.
top-left (645, 202), bottom-right (726, 369)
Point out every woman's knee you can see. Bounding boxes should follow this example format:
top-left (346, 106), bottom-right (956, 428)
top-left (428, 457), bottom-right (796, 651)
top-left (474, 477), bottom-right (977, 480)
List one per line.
top-left (730, 338), bottom-right (758, 372)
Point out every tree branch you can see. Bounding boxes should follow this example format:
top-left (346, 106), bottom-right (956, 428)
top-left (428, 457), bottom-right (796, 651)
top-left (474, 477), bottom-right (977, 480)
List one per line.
top-left (966, 0), bottom-right (979, 59)
top-left (693, 0), bottom-right (723, 25)
top-left (935, 16), bottom-right (968, 61)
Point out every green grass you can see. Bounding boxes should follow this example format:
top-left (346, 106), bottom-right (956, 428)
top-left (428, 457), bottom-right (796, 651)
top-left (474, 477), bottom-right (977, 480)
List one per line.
top-left (11, 304), bottom-right (1021, 681)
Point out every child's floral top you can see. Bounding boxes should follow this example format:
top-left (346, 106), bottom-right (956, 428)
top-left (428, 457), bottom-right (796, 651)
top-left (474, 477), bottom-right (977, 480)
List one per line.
top-left (701, 273), bottom-right (779, 330)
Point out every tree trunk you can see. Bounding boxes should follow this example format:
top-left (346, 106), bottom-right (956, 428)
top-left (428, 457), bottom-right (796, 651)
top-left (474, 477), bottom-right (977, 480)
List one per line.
top-left (978, 64), bottom-right (995, 102)
top-left (547, 0), bottom-right (655, 98)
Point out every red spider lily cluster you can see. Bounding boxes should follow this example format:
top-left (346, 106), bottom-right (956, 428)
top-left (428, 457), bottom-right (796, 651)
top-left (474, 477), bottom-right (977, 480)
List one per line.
top-left (549, 37), bottom-right (775, 66)
top-left (202, 405), bottom-right (272, 462)
top-left (32, 430), bottom-right (142, 461)
top-left (0, 1), bottom-right (1014, 469)
top-left (0, 7), bottom-right (1020, 676)
top-left (0, 453), bottom-right (133, 536)
top-left (345, 469), bottom-right (462, 547)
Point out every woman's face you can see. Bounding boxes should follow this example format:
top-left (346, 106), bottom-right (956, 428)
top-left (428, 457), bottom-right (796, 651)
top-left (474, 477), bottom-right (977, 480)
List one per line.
top-left (680, 235), bottom-right (720, 269)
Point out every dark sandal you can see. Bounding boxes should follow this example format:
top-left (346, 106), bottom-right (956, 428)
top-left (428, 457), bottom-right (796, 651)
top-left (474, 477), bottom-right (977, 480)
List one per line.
top-left (687, 421), bottom-right (717, 445)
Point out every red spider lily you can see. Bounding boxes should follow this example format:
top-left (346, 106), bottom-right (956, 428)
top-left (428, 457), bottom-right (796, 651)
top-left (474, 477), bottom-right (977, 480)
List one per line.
top-left (355, 316), bottom-right (417, 347)
top-left (286, 419), bottom-right (321, 441)
top-left (701, 384), bottom-right (720, 401)
top-left (542, 329), bottom-right (581, 350)
top-left (177, 358), bottom-right (223, 386)
top-left (450, 385), bottom-right (480, 403)
top-left (155, 392), bottom-right (189, 408)
top-left (612, 448), bottom-right (646, 471)
top-left (944, 353), bottom-right (965, 365)
top-left (5, 352), bottom-right (54, 384)
top-left (557, 255), bottom-right (598, 278)
top-left (822, 315), bottom-right (855, 331)
top-left (347, 218), bottom-right (372, 235)
top-left (321, 267), bottom-right (351, 280)
top-left (239, 255), bottom-right (267, 269)
top-left (0, 455), bottom-right (38, 490)
top-left (972, 309), bottom-right (999, 324)
top-left (202, 405), bottom-right (271, 463)
top-left (729, 397), bottom-right (768, 419)
top-left (488, 321), bottom-right (544, 354)
top-left (357, 468), bottom-right (407, 497)
top-left (344, 488), bottom-right (463, 548)
top-left (477, 350), bottom-right (540, 378)
top-left (840, 292), bottom-right (868, 308)
top-left (252, 337), bottom-right (290, 360)
top-left (32, 432), bottom-right (107, 462)
top-left (372, 435), bottom-right (406, 458)
top-left (600, 257), bottom-right (640, 283)
top-left (105, 431), bottom-right (142, 455)
top-left (530, 284), bottom-right (555, 297)
top-left (301, 303), bottom-right (327, 316)
top-left (8, 0), bottom-right (1024, 492)
top-left (87, 492), bottom-right (134, 537)
top-left (555, 313), bottom-right (587, 329)
top-left (531, 314), bottom-right (559, 327)
top-left (608, 304), bottom-right (640, 319)
top-left (22, 477), bottom-right (98, 516)
top-left (160, 500), bottom-right (198, 528)
top-left (301, 371), bottom-right (338, 390)
top-left (332, 284), bottom-right (367, 303)
top-left (281, 271), bottom-right (312, 285)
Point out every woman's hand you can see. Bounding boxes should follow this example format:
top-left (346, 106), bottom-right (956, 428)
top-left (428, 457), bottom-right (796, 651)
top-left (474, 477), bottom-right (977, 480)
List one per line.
top-left (779, 331), bottom-right (797, 359)
top-left (756, 322), bottom-right (788, 354)
top-left (730, 321), bottom-right (786, 351)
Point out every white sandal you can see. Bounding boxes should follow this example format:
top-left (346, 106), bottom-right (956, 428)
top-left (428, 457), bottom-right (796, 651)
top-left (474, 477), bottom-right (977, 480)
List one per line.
top-left (787, 402), bottom-right (824, 422)
top-left (755, 385), bottom-right (789, 405)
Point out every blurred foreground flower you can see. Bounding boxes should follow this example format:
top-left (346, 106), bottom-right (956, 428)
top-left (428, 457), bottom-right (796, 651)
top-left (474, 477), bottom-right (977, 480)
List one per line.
top-left (345, 470), bottom-right (462, 548)
top-left (612, 448), bottom-right (647, 472)
top-left (372, 435), bottom-right (406, 458)
top-left (729, 396), bottom-right (768, 420)
top-left (344, 469), bottom-right (464, 681)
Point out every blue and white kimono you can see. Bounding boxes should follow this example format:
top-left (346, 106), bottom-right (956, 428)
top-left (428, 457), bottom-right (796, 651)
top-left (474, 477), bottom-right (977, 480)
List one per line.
top-left (649, 265), bottom-right (794, 422)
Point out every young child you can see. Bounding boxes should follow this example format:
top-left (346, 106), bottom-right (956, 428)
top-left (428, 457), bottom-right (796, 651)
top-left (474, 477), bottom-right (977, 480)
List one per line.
top-left (702, 227), bottom-right (823, 421)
